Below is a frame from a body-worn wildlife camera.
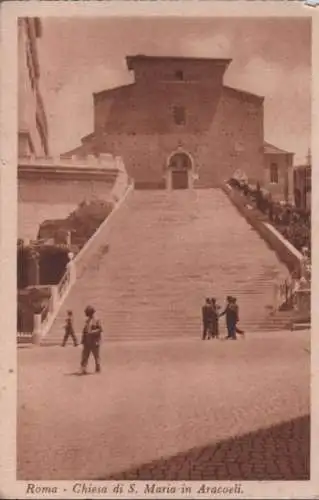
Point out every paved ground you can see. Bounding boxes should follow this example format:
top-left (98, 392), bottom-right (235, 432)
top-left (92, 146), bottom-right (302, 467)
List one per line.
top-left (106, 416), bottom-right (310, 481)
top-left (18, 330), bottom-right (310, 480)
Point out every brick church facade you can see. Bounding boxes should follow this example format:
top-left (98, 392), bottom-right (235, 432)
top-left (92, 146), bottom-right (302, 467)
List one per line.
top-left (64, 55), bottom-right (293, 197)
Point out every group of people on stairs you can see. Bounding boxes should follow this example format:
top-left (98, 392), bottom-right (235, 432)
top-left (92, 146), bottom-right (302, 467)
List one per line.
top-left (61, 294), bottom-right (245, 375)
top-left (202, 295), bottom-right (245, 340)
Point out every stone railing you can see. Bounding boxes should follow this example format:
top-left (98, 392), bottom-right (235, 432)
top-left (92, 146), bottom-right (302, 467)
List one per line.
top-left (223, 183), bottom-right (304, 275)
top-left (19, 153), bottom-right (118, 171)
top-left (73, 181), bottom-right (134, 280)
top-left (223, 182), bottom-right (311, 325)
top-left (273, 274), bottom-right (310, 323)
top-left (294, 286), bottom-right (311, 320)
top-left (31, 181), bottom-right (134, 342)
top-left (273, 276), bottom-right (298, 311)
top-left (110, 156), bottom-right (130, 203)
top-left (18, 155), bottom-right (133, 343)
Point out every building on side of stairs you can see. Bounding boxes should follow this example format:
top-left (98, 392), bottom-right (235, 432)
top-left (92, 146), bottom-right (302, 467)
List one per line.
top-left (62, 54), bottom-right (293, 200)
top-left (18, 17), bottom-right (49, 157)
top-left (293, 150), bottom-right (311, 211)
top-left (264, 142), bottom-right (294, 203)
top-left (293, 162), bottom-right (311, 211)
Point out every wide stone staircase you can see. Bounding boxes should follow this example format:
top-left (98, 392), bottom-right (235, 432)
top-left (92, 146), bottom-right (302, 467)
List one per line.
top-left (42, 189), bottom-right (291, 344)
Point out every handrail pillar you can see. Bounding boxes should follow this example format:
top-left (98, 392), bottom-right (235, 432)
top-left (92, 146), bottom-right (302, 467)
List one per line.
top-left (32, 313), bottom-right (42, 345)
top-left (67, 252), bottom-right (76, 285)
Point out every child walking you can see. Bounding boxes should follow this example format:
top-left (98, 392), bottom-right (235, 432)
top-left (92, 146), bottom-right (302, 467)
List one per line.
top-left (61, 310), bottom-right (78, 347)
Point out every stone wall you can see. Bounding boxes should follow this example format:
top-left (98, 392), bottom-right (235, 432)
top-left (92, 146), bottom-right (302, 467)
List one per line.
top-left (71, 83), bottom-right (264, 188)
top-left (18, 155), bottom-right (122, 240)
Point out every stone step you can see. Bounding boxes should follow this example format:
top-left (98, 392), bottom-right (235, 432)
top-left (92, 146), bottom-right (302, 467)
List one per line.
top-left (42, 318), bottom-right (291, 344)
top-left (43, 189), bottom-right (292, 345)
top-left (291, 322), bottom-right (311, 331)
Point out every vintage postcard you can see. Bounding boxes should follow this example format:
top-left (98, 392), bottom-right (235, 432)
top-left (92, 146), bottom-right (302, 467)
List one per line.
top-left (0, 0), bottom-right (316, 498)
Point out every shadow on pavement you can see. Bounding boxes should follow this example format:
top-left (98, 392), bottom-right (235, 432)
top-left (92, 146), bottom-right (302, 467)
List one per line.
top-left (64, 372), bottom-right (95, 377)
top-left (101, 415), bottom-right (310, 481)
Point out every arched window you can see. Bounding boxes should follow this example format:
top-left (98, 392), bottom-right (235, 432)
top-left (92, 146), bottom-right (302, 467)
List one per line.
top-left (270, 163), bottom-right (279, 184)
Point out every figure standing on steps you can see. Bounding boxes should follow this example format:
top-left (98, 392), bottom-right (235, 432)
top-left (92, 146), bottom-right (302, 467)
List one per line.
top-left (220, 296), bottom-right (245, 340)
top-left (61, 310), bottom-right (78, 347)
top-left (202, 298), bottom-right (213, 340)
top-left (80, 306), bottom-right (102, 374)
top-left (210, 298), bottom-right (220, 338)
top-left (219, 296), bottom-right (238, 340)
top-left (232, 297), bottom-right (245, 337)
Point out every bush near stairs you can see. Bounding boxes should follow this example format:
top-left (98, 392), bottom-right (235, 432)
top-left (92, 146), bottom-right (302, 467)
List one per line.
top-left (17, 242), bottom-right (70, 288)
top-left (38, 199), bottom-right (114, 253)
top-left (18, 286), bottom-right (52, 333)
top-left (18, 200), bottom-right (114, 339)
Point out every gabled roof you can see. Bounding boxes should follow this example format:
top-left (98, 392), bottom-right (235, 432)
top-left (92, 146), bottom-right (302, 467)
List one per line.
top-left (94, 83), bottom-right (135, 99)
top-left (223, 86), bottom-right (264, 103)
top-left (264, 141), bottom-right (294, 155)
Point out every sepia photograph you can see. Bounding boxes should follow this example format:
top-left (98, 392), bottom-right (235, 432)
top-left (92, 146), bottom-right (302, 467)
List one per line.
top-left (9, 6), bottom-right (312, 492)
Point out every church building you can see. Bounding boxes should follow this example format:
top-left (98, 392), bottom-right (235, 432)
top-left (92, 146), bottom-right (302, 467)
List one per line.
top-left (64, 55), bottom-right (293, 198)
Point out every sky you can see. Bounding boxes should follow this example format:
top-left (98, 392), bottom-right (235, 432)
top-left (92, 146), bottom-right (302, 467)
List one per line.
top-left (37, 17), bottom-right (311, 164)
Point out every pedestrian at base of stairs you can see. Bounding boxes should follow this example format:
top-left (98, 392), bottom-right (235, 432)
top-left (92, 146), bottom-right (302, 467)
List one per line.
top-left (232, 297), bottom-right (245, 338)
top-left (61, 310), bottom-right (78, 347)
top-left (219, 296), bottom-right (245, 340)
top-left (80, 305), bottom-right (102, 375)
top-left (202, 298), bottom-right (213, 340)
top-left (210, 298), bottom-right (220, 339)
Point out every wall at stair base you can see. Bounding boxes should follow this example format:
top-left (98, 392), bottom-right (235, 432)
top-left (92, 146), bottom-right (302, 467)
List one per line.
top-left (222, 184), bottom-right (302, 275)
top-left (18, 177), bottom-right (114, 240)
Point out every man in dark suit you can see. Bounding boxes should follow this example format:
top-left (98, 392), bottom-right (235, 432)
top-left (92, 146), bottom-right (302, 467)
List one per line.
top-left (202, 298), bottom-right (213, 340)
top-left (232, 297), bottom-right (245, 337)
top-left (219, 296), bottom-right (237, 340)
top-left (220, 296), bottom-right (244, 339)
top-left (80, 305), bottom-right (102, 374)
top-left (210, 298), bottom-right (220, 338)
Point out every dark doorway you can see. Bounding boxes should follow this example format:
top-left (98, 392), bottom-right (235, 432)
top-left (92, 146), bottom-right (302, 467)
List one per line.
top-left (172, 170), bottom-right (188, 189)
top-left (168, 152), bottom-right (192, 190)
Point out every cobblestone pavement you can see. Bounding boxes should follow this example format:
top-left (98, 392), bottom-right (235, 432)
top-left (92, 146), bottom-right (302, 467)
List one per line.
top-left (18, 330), bottom-right (310, 480)
top-left (105, 416), bottom-right (309, 481)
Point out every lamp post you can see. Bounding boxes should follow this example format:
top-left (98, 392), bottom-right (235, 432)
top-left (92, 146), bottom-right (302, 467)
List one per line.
top-left (67, 251), bottom-right (76, 284)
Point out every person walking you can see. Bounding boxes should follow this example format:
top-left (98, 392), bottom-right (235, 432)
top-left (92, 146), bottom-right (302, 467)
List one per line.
top-left (232, 297), bottom-right (245, 337)
top-left (202, 298), bottom-right (213, 340)
top-left (219, 296), bottom-right (238, 340)
top-left (80, 306), bottom-right (102, 374)
top-left (61, 310), bottom-right (78, 347)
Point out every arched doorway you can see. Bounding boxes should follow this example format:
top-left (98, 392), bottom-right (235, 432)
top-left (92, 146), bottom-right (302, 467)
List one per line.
top-left (167, 152), bottom-right (193, 190)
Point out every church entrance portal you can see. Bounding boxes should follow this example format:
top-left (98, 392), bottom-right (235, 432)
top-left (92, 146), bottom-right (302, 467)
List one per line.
top-left (168, 152), bottom-right (192, 190)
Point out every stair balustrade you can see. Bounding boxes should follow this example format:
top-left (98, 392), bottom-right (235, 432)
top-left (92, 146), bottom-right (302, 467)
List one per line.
top-left (31, 258), bottom-right (75, 343)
